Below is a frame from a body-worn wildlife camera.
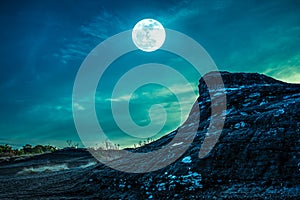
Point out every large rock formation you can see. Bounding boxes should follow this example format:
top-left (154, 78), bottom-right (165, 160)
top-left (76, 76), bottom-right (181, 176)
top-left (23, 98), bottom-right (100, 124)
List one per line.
top-left (0, 71), bottom-right (299, 199)
top-left (193, 71), bottom-right (300, 196)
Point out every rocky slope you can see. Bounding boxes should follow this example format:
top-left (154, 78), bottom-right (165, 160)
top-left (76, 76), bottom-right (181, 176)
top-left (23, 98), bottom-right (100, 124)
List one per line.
top-left (0, 71), bottom-right (299, 199)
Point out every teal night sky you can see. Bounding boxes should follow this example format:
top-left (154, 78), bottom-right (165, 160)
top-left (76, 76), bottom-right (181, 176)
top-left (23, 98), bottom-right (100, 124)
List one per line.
top-left (0, 0), bottom-right (299, 148)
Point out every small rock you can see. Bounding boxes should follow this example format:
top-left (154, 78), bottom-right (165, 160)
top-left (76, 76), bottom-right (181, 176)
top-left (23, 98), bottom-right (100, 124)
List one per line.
top-left (259, 101), bottom-right (266, 106)
top-left (181, 156), bottom-right (192, 164)
top-left (274, 109), bottom-right (285, 116)
top-left (234, 123), bottom-right (241, 129)
top-left (240, 121), bottom-right (245, 128)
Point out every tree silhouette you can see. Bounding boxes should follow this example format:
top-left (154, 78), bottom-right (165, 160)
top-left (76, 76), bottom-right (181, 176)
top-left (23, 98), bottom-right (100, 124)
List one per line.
top-left (66, 140), bottom-right (72, 147)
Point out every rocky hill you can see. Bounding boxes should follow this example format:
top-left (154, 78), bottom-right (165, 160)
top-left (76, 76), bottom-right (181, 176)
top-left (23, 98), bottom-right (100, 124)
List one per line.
top-left (0, 71), bottom-right (299, 199)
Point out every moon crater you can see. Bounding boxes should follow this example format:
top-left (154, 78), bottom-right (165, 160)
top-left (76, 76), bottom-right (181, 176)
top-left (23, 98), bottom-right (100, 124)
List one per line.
top-left (132, 19), bottom-right (166, 52)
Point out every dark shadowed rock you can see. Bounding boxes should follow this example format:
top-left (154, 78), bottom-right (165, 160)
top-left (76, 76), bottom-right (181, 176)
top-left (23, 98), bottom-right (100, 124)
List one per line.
top-left (0, 71), bottom-right (299, 199)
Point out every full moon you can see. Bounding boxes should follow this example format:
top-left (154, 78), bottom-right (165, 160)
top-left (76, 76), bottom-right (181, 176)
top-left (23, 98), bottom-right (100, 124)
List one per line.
top-left (132, 19), bottom-right (166, 52)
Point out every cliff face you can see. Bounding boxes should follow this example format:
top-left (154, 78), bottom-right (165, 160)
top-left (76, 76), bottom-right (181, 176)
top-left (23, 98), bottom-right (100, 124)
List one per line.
top-left (195, 71), bottom-right (299, 186)
top-left (0, 72), bottom-right (299, 199)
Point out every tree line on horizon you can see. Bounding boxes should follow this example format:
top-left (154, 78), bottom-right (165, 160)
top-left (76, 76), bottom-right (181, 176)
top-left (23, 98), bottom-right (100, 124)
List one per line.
top-left (0, 136), bottom-right (157, 157)
top-left (0, 144), bottom-right (57, 157)
top-left (90, 137), bottom-right (156, 151)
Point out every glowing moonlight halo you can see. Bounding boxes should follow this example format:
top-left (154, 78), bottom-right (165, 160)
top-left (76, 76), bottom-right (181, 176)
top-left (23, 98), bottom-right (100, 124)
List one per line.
top-left (132, 19), bottom-right (166, 52)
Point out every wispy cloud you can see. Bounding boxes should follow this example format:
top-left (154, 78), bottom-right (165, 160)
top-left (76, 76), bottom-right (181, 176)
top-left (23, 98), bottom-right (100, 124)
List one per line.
top-left (73, 102), bottom-right (85, 111)
top-left (107, 94), bottom-right (132, 102)
top-left (58, 9), bottom-right (126, 64)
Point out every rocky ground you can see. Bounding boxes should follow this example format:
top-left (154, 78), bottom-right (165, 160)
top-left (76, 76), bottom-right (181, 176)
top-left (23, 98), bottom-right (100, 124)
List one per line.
top-left (0, 71), bottom-right (299, 199)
